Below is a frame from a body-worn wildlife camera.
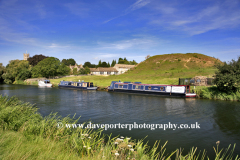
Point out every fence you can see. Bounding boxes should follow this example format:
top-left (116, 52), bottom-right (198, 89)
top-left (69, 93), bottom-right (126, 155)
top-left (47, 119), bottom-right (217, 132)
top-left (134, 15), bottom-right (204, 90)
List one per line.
top-left (179, 78), bottom-right (215, 86)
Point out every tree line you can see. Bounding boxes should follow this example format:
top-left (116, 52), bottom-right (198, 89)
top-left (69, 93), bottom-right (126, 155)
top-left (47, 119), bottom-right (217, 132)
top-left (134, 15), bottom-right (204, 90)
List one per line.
top-left (0, 55), bottom-right (138, 84)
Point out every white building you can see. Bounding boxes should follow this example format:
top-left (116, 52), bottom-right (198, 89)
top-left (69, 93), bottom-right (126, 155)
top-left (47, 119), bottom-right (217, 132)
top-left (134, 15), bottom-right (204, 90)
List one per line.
top-left (90, 67), bottom-right (118, 75)
top-left (113, 64), bottom-right (136, 74)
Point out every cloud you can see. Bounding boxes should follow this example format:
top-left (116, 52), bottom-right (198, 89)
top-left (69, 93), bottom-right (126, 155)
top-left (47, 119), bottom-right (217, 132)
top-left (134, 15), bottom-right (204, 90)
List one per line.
top-left (97, 36), bottom-right (159, 50)
top-left (64, 2), bottom-right (89, 18)
top-left (47, 43), bottom-right (71, 49)
top-left (104, 0), bottom-right (151, 23)
top-left (149, 0), bottom-right (240, 35)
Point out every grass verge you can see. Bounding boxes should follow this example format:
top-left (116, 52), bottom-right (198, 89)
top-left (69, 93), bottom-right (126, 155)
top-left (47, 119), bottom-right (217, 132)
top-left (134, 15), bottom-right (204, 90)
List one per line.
top-left (0, 95), bottom-right (239, 159)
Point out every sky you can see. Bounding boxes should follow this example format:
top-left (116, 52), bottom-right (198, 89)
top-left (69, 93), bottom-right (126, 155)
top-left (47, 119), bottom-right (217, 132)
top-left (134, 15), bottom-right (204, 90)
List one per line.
top-left (0, 0), bottom-right (240, 66)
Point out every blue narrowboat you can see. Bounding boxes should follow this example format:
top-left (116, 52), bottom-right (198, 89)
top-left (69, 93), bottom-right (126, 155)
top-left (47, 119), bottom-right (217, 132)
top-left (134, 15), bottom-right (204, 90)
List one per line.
top-left (58, 81), bottom-right (97, 90)
top-left (108, 81), bottom-right (196, 98)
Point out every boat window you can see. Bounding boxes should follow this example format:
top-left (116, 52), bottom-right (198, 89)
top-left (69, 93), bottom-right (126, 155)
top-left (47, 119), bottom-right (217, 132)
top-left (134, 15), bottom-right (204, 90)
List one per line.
top-left (135, 85), bottom-right (141, 90)
top-left (148, 86), bottom-right (151, 90)
top-left (82, 83), bottom-right (87, 87)
top-left (119, 84), bottom-right (123, 88)
top-left (160, 87), bottom-right (164, 91)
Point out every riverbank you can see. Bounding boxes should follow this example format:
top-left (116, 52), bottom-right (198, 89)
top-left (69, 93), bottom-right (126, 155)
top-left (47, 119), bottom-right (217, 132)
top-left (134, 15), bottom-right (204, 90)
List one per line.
top-left (0, 95), bottom-right (239, 159)
top-left (11, 76), bottom-right (240, 101)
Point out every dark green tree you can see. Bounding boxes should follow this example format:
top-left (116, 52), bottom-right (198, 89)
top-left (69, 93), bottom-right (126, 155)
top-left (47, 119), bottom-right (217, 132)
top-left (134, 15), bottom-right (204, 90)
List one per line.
top-left (72, 68), bottom-right (78, 75)
top-left (27, 54), bottom-right (48, 66)
top-left (214, 57), bottom-right (240, 93)
top-left (32, 57), bottom-right (70, 78)
top-left (79, 68), bottom-right (85, 75)
top-left (101, 61), bottom-right (108, 67)
top-left (107, 62), bottom-right (110, 67)
top-left (62, 58), bottom-right (76, 66)
top-left (2, 60), bottom-right (31, 84)
top-left (0, 63), bottom-right (6, 83)
top-left (111, 60), bottom-right (116, 67)
top-left (84, 66), bottom-right (90, 74)
top-left (129, 60), bottom-right (138, 65)
top-left (83, 62), bottom-right (92, 68)
top-left (98, 60), bottom-right (102, 67)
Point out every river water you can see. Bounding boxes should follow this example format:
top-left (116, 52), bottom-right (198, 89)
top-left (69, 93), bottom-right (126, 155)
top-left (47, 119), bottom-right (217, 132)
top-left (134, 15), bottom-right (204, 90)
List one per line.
top-left (0, 84), bottom-right (240, 158)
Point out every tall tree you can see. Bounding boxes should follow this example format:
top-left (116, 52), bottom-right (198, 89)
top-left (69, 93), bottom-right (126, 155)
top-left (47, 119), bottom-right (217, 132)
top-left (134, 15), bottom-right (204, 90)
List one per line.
top-left (111, 60), bottom-right (115, 67)
top-left (27, 54), bottom-right (48, 66)
top-left (0, 63), bottom-right (6, 83)
top-left (32, 57), bottom-right (70, 78)
top-left (62, 58), bottom-right (76, 66)
top-left (101, 61), bottom-right (108, 67)
top-left (98, 60), bottom-right (102, 67)
top-left (83, 61), bottom-right (92, 68)
top-left (84, 66), bottom-right (90, 74)
top-left (214, 57), bottom-right (240, 94)
top-left (2, 60), bottom-right (31, 84)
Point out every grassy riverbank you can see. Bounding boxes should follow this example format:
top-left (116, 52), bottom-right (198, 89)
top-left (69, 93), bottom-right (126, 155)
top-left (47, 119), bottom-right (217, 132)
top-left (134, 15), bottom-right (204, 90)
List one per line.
top-left (0, 95), bottom-right (239, 159)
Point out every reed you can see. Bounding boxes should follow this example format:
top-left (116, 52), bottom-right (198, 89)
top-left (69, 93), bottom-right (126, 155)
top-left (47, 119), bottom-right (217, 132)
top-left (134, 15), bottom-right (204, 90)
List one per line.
top-left (0, 95), bottom-right (239, 159)
top-left (197, 86), bottom-right (240, 101)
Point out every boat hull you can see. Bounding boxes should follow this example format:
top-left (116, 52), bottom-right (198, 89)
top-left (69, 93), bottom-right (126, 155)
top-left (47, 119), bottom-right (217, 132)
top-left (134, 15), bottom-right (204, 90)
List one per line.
top-left (58, 85), bottom-right (97, 90)
top-left (108, 81), bottom-right (196, 98)
top-left (58, 81), bottom-right (97, 90)
top-left (38, 80), bottom-right (52, 87)
top-left (108, 89), bottom-right (189, 97)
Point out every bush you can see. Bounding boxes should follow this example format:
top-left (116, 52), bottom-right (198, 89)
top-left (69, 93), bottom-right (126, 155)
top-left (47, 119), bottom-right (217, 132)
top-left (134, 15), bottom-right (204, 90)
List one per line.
top-left (214, 57), bottom-right (240, 94)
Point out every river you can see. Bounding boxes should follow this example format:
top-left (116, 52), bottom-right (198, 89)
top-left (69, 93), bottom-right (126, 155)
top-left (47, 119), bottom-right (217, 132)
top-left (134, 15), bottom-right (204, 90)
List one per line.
top-left (0, 84), bottom-right (239, 158)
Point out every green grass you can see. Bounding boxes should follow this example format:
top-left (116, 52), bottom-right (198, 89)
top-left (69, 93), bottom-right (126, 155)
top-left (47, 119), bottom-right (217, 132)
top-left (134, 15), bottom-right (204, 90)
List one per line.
top-left (14, 53), bottom-right (219, 88)
top-left (198, 86), bottom-right (240, 101)
top-left (0, 95), bottom-right (239, 159)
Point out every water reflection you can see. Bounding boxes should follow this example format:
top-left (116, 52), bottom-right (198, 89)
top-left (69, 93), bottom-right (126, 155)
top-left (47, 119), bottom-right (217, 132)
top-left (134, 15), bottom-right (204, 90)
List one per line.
top-left (0, 84), bottom-right (239, 158)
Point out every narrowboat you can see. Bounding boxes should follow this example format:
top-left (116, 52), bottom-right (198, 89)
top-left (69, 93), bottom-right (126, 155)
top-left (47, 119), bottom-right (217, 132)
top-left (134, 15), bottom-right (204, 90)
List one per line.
top-left (38, 80), bottom-right (52, 87)
top-left (58, 80), bottom-right (97, 90)
top-left (108, 81), bottom-right (196, 98)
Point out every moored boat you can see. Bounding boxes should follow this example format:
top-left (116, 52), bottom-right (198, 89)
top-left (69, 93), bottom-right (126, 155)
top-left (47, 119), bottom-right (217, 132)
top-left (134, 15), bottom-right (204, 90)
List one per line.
top-left (108, 81), bottom-right (196, 98)
top-left (38, 80), bottom-right (52, 87)
top-left (58, 80), bottom-right (97, 90)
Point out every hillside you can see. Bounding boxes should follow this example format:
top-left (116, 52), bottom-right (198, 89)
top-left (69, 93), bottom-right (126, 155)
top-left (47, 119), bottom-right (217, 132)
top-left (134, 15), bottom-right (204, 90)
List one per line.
top-left (50, 53), bottom-right (222, 87)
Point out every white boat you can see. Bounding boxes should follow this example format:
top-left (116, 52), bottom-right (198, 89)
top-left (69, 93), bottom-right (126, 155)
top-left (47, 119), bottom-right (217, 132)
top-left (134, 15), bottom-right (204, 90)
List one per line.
top-left (38, 80), bottom-right (52, 87)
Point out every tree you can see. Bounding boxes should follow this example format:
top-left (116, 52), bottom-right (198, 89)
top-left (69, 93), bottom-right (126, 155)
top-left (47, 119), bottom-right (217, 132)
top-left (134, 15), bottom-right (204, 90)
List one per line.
top-left (27, 54), bottom-right (48, 66)
top-left (101, 61), bottom-right (108, 67)
top-left (84, 66), bottom-right (90, 74)
top-left (2, 60), bottom-right (31, 84)
top-left (98, 60), bottom-right (102, 67)
top-left (79, 68), bottom-right (85, 75)
top-left (129, 60), bottom-right (138, 65)
top-left (61, 58), bottom-right (76, 66)
top-left (214, 57), bottom-right (240, 94)
top-left (111, 60), bottom-right (116, 67)
top-left (107, 62), bottom-right (110, 67)
top-left (0, 63), bottom-right (6, 83)
top-left (32, 57), bottom-right (70, 78)
top-left (83, 62), bottom-right (92, 68)
top-left (68, 58), bottom-right (76, 65)
top-left (72, 68), bottom-right (78, 75)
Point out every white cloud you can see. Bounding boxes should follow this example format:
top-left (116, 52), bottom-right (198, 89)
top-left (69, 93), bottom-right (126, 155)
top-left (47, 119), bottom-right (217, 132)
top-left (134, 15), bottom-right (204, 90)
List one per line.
top-left (97, 36), bottom-right (159, 50)
top-left (64, 2), bottom-right (89, 18)
top-left (104, 0), bottom-right (151, 23)
top-left (149, 0), bottom-right (240, 35)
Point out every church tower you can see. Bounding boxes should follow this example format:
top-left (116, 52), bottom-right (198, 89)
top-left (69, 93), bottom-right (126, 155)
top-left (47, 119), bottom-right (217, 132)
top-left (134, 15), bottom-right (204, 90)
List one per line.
top-left (23, 51), bottom-right (29, 60)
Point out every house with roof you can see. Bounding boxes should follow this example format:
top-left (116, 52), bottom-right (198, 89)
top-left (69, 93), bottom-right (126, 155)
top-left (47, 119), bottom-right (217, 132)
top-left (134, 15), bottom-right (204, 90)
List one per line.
top-left (69, 64), bottom-right (83, 71)
top-left (113, 64), bottom-right (136, 74)
top-left (90, 67), bottom-right (118, 75)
